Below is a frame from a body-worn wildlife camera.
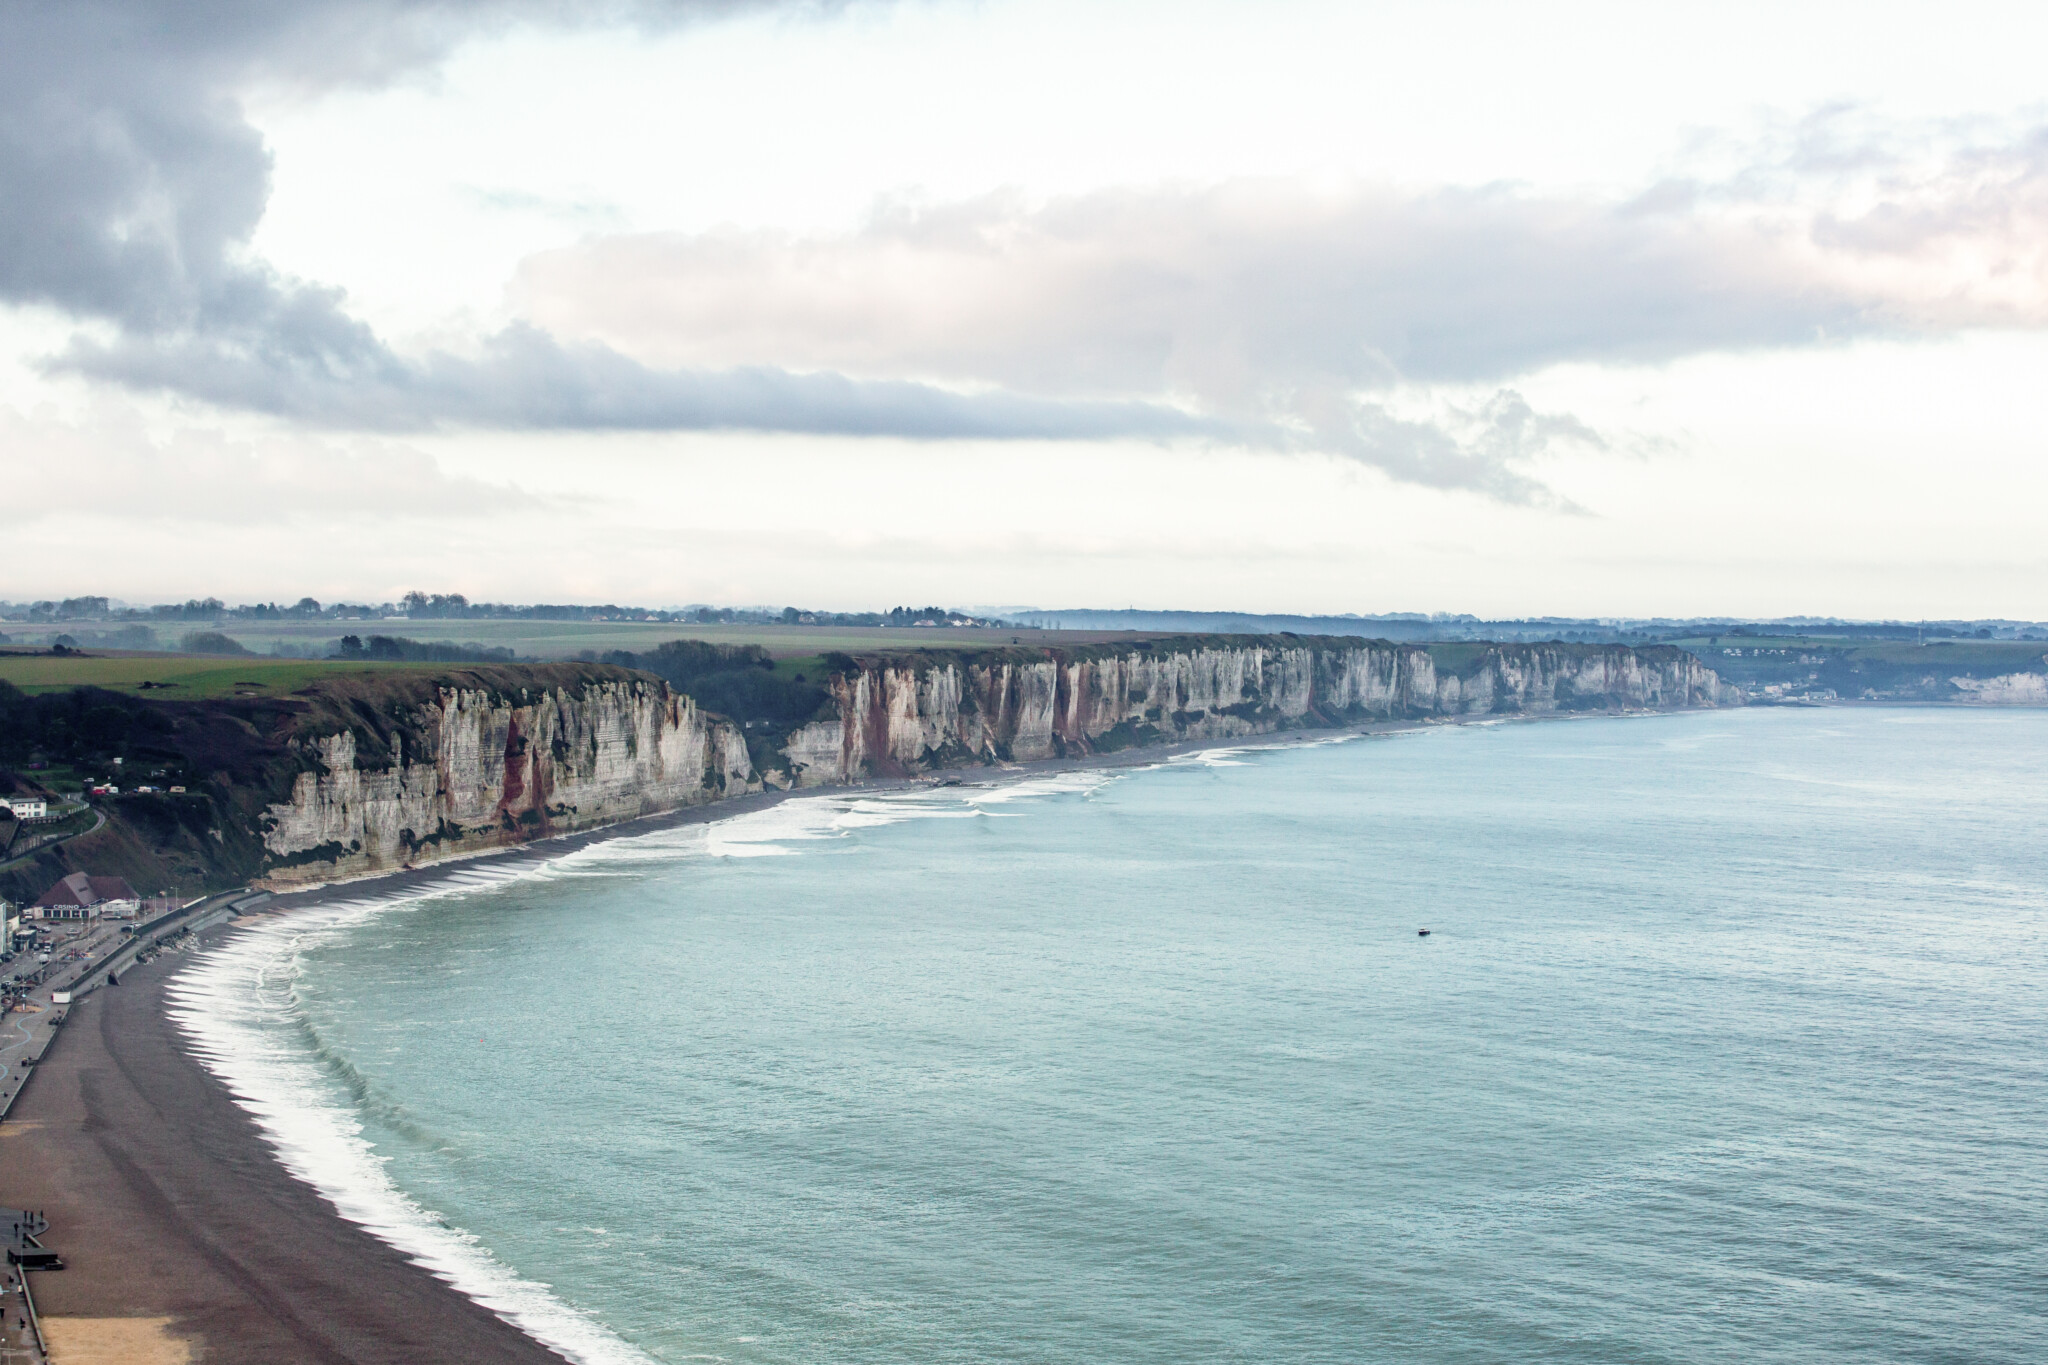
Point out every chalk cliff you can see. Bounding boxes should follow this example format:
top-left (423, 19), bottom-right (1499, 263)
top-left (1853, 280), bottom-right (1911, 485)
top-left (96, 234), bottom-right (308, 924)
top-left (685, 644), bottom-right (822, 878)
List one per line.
top-left (260, 674), bottom-right (755, 886)
top-left (1946, 672), bottom-right (2048, 704)
top-left (240, 640), bottom-right (1730, 886)
top-left (778, 639), bottom-right (1732, 786)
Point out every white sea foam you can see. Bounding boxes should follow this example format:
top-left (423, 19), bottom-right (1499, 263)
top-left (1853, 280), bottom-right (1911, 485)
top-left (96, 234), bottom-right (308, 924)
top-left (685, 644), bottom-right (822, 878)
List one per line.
top-left (557, 771), bottom-right (1118, 870)
top-left (167, 893), bottom-right (661, 1365)
top-left (962, 769), bottom-right (1116, 805)
top-left (165, 767), bottom-right (1119, 1363)
top-left (1168, 745), bottom-right (1255, 766)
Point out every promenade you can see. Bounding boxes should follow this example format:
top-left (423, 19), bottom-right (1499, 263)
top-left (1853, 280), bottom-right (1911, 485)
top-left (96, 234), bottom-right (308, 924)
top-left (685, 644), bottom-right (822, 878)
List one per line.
top-left (1, 892), bottom-right (266, 1365)
top-left (2, 893), bottom-right (267, 1126)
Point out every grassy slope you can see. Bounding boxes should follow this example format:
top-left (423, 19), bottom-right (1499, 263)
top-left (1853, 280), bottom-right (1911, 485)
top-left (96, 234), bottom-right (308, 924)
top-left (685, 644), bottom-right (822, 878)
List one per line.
top-left (0, 651), bottom-right (448, 698)
top-left (0, 661), bottom-right (655, 903)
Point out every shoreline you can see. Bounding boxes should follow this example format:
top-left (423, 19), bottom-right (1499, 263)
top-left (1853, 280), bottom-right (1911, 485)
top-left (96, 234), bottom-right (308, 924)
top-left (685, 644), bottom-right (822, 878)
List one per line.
top-left (0, 941), bottom-right (578, 1365)
top-left (0, 703), bottom-right (1708, 1363)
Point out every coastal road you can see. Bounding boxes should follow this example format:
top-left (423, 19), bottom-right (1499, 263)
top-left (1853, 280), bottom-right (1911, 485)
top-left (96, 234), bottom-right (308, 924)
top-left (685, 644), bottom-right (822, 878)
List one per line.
top-left (0, 804), bottom-right (105, 874)
top-left (0, 939), bottom-right (574, 1365)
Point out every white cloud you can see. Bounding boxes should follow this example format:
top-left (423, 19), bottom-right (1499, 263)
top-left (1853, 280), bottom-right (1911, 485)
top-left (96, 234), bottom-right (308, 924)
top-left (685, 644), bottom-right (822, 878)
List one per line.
top-left (511, 148), bottom-right (2048, 396)
top-left (0, 402), bottom-right (547, 526)
top-left (7, 0), bottom-right (2048, 611)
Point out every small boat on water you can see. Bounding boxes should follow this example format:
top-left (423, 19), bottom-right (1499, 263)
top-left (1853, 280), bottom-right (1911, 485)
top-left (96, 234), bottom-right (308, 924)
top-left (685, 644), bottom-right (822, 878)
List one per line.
top-left (1417, 928), bottom-right (1432, 937)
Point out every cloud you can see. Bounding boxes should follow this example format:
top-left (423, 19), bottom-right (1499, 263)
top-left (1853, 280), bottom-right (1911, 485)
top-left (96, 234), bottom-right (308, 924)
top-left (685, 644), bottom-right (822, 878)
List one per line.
top-left (10, 5), bottom-right (2047, 503)
top-left (1304, 391), bottom-right (1605, 509)
top-left (0, 401), bottom-right (546, 524)
top-left (499, 148), bottom-right (2048, 494)
top-left (0, 3), bottom-right (801, 333)
top-left (55, 323), bottom-right (1230, 441)
top-left (515, 157), bottom-right (2048, 397)
top-left (2, 3), bottom-right (482, 336)
top-left (3, 1), bottom-right (1219, 450)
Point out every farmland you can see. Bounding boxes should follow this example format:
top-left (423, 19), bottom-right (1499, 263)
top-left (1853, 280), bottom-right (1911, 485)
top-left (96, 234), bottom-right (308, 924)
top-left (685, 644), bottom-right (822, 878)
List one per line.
top-left (0, 651), bottom-right (445, 698)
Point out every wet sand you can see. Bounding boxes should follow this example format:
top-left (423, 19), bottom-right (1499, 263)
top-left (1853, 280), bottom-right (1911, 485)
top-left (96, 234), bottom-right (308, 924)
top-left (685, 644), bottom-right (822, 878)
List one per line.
top-left (0, 942), bottom-right (571, 1364)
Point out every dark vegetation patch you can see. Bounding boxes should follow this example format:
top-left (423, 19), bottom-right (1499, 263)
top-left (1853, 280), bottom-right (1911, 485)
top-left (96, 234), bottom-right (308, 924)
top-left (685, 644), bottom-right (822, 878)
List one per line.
top-left (268, 839), bottom-right (362, 870)
top-left (0, 663), bottom-right (647, 900)
top-left (1089, 719), bottom-right (1164, 753)
top-left (0, 680), bottom-right (181, 771)
top-left (599, 641), bottom-right (833, 732)
top-left (179, 630), bottom-right (251, 655)
top-left (333, 634), bottom-right (518, 663)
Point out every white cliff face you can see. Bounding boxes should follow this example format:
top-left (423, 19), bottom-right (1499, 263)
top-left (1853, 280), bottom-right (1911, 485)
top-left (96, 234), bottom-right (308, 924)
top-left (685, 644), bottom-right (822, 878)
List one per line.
top-left (781, 642), bottom-right (1733, 786)
top-left (1437, 645), bottom-right (1725, 716)
top-left (254, 643), bottom-right (1729, 883)
top-left (261, 679), bottom-right (755, 885)
top-left (1948, 673), bottom-right (2048, 704)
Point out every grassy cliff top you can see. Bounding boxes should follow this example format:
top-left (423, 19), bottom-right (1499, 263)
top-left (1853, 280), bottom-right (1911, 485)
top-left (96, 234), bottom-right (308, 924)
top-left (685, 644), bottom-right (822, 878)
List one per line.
top-left (0, 650), bottom-right (457, 698)
top-left (0, 656), bottom-right (671, 788)
top-left (0, 650), bottom-right (654, 704)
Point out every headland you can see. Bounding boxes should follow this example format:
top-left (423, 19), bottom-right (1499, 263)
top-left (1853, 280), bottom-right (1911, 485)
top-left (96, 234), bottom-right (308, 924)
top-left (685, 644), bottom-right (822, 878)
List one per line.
top-left (3, 634), bottom-right (1736, 904)
top-left (0, 635), bottom-right (1744, 1362)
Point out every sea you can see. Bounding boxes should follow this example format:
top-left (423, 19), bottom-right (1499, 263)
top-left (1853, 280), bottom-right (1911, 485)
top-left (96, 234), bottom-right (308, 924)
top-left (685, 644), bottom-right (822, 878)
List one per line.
top-left (166, 706), bottom-right (2048, 1364)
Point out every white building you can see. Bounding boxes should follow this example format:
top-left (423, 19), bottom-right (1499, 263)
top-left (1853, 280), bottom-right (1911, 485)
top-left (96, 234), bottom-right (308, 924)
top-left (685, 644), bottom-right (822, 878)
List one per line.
top-left (32, 872), bottom-right (140, 920)
top-left (1, 796), bottom-right (48, 820)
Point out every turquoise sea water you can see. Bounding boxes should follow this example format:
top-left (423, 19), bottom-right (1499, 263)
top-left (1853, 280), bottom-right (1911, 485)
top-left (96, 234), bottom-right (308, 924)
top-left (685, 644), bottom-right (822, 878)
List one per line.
top-left (176, 708), bottom-right (2048, 1363)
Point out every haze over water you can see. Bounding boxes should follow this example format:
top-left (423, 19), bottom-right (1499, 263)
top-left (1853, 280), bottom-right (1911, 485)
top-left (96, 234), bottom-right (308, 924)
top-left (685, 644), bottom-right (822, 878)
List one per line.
top-left (175, 708), bottom-right (2048, 1364)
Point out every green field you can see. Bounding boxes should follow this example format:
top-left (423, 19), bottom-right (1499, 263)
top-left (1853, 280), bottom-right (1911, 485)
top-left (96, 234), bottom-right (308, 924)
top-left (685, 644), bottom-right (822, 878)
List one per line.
top-left (0, 651), bottom-right (446, 698)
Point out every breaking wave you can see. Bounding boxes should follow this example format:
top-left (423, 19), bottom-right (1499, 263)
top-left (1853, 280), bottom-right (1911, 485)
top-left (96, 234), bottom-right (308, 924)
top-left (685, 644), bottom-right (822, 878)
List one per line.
top-left (162, 765), bottom-right (1129, 1363)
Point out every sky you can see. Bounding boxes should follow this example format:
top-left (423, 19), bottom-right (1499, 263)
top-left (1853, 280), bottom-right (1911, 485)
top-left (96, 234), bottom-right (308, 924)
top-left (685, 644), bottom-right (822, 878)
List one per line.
top-left (4, 0), bottom-right (2047, 618)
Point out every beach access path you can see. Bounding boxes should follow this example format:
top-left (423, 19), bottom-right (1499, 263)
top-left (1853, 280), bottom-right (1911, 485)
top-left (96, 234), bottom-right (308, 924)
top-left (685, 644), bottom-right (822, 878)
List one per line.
top-left (0, 932), bottom-right (574, 1365)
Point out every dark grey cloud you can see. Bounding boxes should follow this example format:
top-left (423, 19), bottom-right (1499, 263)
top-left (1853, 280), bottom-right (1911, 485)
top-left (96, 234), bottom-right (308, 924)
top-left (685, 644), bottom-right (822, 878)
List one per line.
top-left (0, 3), bottom-right (808, 331)
top-left (8, 1), bottom-right (1198, 449)
top-left (2, 3), bottom-right (528, 334)
top-left (12, 4), bottom-right (2042, 501)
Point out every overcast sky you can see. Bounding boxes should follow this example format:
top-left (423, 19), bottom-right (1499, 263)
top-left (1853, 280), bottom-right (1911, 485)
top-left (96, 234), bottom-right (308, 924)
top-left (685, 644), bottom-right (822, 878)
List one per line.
top-left (5, 0), bottom-right (2047, 617)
